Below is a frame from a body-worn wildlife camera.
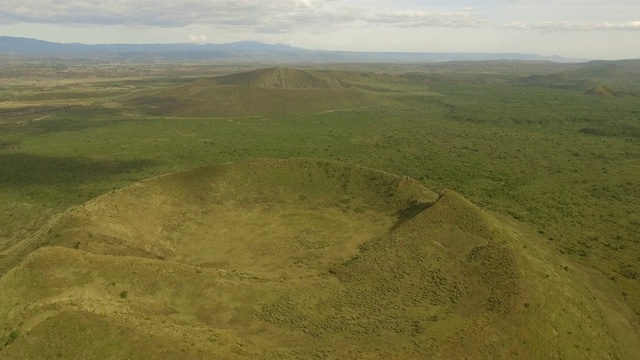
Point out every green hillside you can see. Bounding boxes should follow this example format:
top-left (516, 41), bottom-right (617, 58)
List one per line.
top-left (0, 159), bottom-right (628, 359)
top-left (1, 62), bottom-right (639, 359)
top-left (122, 68), bottom-right (392, 117)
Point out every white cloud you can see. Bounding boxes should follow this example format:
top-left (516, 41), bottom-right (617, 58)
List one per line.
top-left (189, 34), bottom-right (207, 43)
top-left (502, 20), bottom-right (640, 31)
top-left (368, 10), bottom-right (486, 28)
top-left (0, 0), bottom-right (320, 27)
top-left (0, 0), bottom-right (485, 31)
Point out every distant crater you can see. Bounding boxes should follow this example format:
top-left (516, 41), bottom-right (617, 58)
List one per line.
top-left (210, 67), bottom-right (343, 89)
top-left (584, 84), bottom-right (618, 97)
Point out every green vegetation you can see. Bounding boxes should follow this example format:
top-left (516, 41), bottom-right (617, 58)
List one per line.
top-left (3, 330), bottom-right (19, 348)
top-left (0, 60), bottom-right (639, 358)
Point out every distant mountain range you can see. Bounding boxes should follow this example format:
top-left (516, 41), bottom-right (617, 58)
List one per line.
top-left (0, 36), bottom-right (584, 63)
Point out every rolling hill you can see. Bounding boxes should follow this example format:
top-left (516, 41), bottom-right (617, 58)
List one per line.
top-left (514, 74), bottom-right (596, 90)
top-left (513, 60), bottom-right (640, 94)
top-left (210, 68), bottom-right (343, 89)
top-left (585, 85), bottom-right (618, 97)
top-left (120, 67), bottom-right (469, 118)
top-left (0, 158), bottom-right (633, 359)
top-left (121, 68), bottom-right (401, 117)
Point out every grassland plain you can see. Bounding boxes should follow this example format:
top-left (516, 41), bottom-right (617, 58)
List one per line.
top-left (0, 62), bottom-right (639, 358)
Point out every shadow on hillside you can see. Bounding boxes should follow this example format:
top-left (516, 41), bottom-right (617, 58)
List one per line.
top-left (391, 200), bottom-right (433, 231)
top-left (0, 140), bottom-right (20, 150)
top-left (0, 105), bottom-right (129, 135)
top-left (0, 153), bottom-right (155, 188)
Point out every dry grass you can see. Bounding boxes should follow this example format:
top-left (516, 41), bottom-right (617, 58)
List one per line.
top-left (1, 63), bottom-right (640, 358)
top-left (0, 159), bottom-right (632, 359)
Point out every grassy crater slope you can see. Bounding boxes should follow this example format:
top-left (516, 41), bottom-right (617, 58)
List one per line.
top-left (122, 68), bottom-right (373, 117)
top-left (120, 67), bottom-right (434, 118)
top-left (0, 158), bottom-right (630, 359)
top-left (125, 85), bottom-right (375, 118)
top-left (210, 67), bottom-right (344, 89)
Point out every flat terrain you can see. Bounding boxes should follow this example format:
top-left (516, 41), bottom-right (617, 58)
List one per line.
top-left (0, 61), bottom-right (639, 358)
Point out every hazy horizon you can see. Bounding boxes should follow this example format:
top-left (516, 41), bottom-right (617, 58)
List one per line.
top-left (1, 0), bottom-right (639, 60)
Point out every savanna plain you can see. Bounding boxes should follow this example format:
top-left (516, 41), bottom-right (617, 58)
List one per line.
top-left (0, 58), bottom-right (639, 359)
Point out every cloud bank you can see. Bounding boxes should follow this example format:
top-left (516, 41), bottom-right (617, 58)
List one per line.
top-left (1, 0), bottom-right (638, 41)
top-left (0, 0), bottom-right (485, 31)
top-left (502, 21), bottom-right (640, 31)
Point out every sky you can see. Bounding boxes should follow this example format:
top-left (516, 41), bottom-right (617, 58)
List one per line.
top-left (0, 0), bottom-right (639, 60)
